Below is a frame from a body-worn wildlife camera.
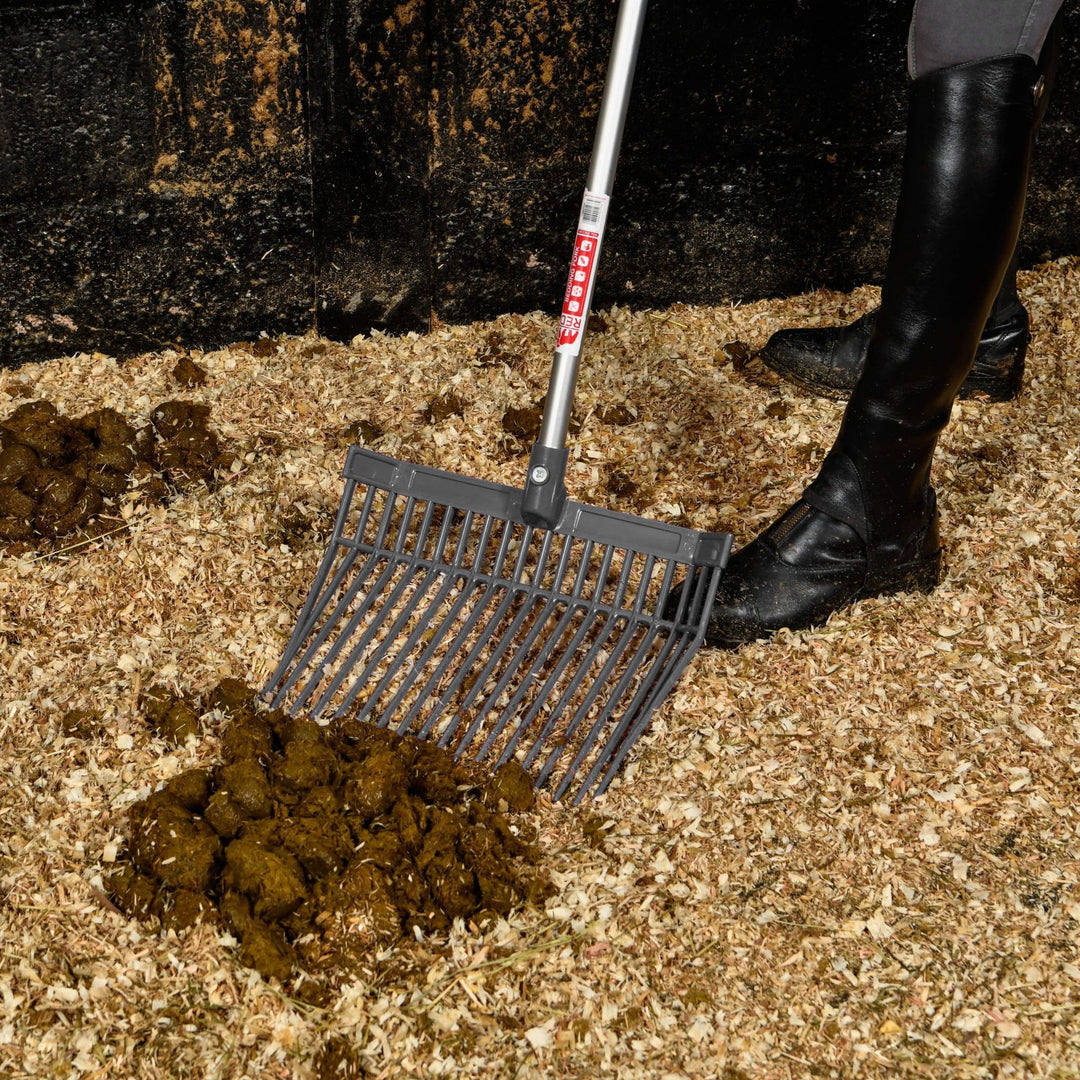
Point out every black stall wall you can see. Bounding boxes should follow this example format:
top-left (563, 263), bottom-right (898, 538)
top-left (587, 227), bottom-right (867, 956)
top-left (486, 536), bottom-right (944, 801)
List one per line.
top-left (307, 0), bottom-right (434, 339)
top-left (2, 0), bottom-right (1079, 364)
top-left (1, 0), bottom-right (313, 365)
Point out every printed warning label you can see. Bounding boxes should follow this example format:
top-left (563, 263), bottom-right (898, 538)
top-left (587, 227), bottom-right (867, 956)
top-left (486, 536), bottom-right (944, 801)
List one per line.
top-left (557, 191), bottom-right (609, 355)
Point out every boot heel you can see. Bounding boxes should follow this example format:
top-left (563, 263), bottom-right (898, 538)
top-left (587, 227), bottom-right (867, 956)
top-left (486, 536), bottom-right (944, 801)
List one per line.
top-left (863, 545), bottom-right (942, 603)
top-left (907, 551), bottom-right (943, 594)
top-left (889, 549), bottom-right (943, 597)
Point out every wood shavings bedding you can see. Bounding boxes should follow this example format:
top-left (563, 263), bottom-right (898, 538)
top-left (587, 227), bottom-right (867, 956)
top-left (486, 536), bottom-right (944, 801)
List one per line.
top-left (1, 258), bottom-right (1079, 1078)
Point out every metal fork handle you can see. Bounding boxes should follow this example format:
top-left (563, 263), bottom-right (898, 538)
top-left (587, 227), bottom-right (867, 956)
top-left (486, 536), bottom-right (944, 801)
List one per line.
top-left (539, 0), bottom-right (647, 446)
top-left (522, 0), bottom-right (649, 528)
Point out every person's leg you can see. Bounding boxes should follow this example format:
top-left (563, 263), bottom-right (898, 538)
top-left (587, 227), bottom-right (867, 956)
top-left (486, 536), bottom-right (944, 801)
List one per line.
top-left (758, 4), bottom-right (1063, 402)
top-left (907, 0), bottom-right (1064, 75)
top-left (703, 42), bottom-right (1047, 646)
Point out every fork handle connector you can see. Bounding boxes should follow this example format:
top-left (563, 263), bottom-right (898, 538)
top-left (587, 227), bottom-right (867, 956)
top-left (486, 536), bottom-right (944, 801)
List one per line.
top-left (521, 444), bottom-right (569, 529)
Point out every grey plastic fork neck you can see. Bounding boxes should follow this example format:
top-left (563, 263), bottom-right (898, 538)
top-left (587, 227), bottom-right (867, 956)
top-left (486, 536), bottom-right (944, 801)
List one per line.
top-left (521, 444), bottom-right (569, 529)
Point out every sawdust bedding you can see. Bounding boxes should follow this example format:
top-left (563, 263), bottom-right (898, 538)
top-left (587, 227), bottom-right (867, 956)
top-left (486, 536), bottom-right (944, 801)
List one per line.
top-left (1, 257), bottom-right (1079, 1079)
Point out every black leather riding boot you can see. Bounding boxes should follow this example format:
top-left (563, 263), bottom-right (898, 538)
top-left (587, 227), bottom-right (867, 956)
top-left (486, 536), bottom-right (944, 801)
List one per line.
top-left (758, 23), bottom-right (1059, 403)
top-left (705, 54), bottom-right (1041, 647)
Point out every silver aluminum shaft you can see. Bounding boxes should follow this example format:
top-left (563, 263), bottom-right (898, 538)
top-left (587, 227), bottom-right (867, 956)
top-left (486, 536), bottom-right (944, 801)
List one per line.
top-left (537, 0), bottom-right (649, 452)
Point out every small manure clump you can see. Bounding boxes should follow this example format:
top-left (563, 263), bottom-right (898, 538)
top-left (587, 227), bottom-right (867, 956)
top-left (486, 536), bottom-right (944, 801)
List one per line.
top-left (144, 400), bottom-right (232, 488)
top-left (0, 397), bottom-right (232, 552)
top-left (109, 679), bottom-right (552, 991)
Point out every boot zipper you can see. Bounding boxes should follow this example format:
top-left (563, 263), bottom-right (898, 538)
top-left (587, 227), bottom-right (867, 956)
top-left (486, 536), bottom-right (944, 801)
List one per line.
top-left (771, 501), bottom-right (813, 545)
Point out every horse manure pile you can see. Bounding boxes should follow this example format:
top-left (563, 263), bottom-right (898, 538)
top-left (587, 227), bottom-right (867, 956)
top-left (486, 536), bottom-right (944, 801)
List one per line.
top-left (108, 679), bottom-right (553, 996)
top-left (0, 397), bottom-right (231, 552)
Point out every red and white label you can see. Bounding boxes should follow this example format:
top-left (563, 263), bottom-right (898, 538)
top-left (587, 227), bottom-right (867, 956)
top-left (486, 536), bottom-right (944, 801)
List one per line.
top-left (557, 191), bottom-right (609, 355)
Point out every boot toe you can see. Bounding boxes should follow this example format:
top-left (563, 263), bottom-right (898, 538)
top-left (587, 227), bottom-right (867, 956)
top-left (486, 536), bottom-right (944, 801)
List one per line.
top-left (705, 534), bottom-right (865, 648)
top-left (759, 312), bottom-right (876, 398)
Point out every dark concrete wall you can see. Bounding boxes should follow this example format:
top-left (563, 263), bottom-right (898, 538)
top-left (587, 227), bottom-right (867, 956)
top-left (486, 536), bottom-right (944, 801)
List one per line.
top-left (2, 0), bottom-right (1079, 365)
top-left (1, 0), bottom-right (313, 363)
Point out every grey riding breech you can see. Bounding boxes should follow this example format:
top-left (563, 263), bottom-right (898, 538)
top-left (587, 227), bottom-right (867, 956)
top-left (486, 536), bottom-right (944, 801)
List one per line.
top-left (909, 0), bottom-right (1067, 75)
